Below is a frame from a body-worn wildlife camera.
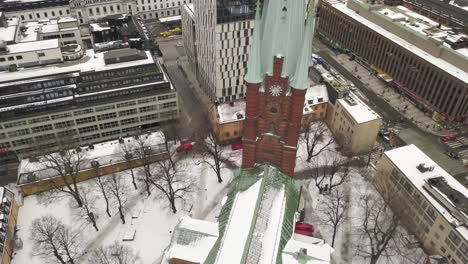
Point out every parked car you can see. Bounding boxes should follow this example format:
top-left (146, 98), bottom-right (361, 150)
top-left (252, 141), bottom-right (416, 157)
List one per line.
top-left (295, 222), bottom-right (314, 232)
top-left (440, 135), bottom-right (457, 142)
top-left (160, 31), bottom-right (172, 37)
top-left (231, 141), bottom-right (242, 150)
top-left (176, 143), bottom-right (193, 152)
top-left (444, 150), bottom-right (459, 160)
top-left (295, 229), bottom-right (314, 237)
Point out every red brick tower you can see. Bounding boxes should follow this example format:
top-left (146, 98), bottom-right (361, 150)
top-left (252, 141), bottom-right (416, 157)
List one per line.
top-left (242, 57), bottom-right (306, 177)
top-left (241, 0), bottom-right (314, 177)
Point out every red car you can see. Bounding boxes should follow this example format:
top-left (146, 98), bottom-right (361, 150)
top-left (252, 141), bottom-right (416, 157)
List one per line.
top-left (231, 141), bottom-right (242, 150)
top-left (295, 222), bottom-right (314, 232)
top-left (440, 135), bottom-right (457, 142)
top-left (295, 228), bottom-right (314, 237)
top-left (176, 143), bottom-right (193, 152)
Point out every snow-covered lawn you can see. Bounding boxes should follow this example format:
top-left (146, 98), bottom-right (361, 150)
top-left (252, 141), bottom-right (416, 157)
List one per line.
top-left (304, 168), bottom-right (426, 264)
top-left (11, 147), bottom-right (239, 264)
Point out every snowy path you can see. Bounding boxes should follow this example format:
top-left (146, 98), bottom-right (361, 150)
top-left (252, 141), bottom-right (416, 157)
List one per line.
top-left (81, 191), bottom-right (143, 258)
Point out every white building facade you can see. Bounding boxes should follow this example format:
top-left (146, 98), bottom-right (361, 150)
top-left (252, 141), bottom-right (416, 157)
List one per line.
top-left (182, 0), bottom-right (255, 103)
top-left (1, 0), bottom-right (191, 24)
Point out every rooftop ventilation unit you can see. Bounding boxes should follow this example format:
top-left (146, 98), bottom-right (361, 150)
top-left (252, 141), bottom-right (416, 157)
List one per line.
top-left (344, 96), bottom-right (357, 106)
top-left (416, 163), bottom-right (434, 173)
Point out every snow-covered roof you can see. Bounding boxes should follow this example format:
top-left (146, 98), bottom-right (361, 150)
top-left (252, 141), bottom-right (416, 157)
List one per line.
top-left (0, 17), bottom-right (19, 43)
top-left (281, 237), bottom-right (334, 264)
top-left (58, 17), bottom-right (77, 23)
top-left (164, 164), bottom-right (334, 263)
top-left (159, 15), bottom-right (181, 23)
top-left (17, 131), bottom-right (167, 185)
top-left (337, 92), bottom-right (380, 124)
top-left (0, 49), bottom-right (155, 83)
top-left (304, 84), bottom-right (329, 114)
top-left (163, 216), bottom-right (219, 263)
top-left (90, 23), bottom-right (110, 32)
top-left (384, 144), bottom-right (468, 240)
top-left (217, 100), bottom-right (245, 124)
top-left (205, 164), bottom-right (303, 264)
top-left (331, 2), bottom-right (468, 84)
top-left (6, 39), bottom-right (59, 54)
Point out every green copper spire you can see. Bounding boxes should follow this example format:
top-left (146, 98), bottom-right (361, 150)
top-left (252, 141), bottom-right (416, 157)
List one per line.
top-left (290, 0), bottom-right (315, 90)
top-left (244, 0), bottom-right (315, 90)
top-left (244, 1), bottom-right (264, 84)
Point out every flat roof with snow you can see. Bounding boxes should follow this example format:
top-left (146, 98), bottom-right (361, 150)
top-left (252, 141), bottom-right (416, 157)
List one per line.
top-left (0, 49), bottom-right (155, 83)
top-left (330, 2), bottom-right (468, 84)
top-left (217, 100), bottom-right (245, 124)
top-left (6, 39), bottom-right (59, 54)
top-left (337, 92), bottom-right (380, 124)
top-left (384, 144), bottom-right (468, 239)
top-left (304, 84), bottom-right (329, 114)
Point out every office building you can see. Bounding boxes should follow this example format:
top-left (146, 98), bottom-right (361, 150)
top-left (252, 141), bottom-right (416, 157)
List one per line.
top-left (316, 0), bottom-right (468, 120)
top-left (0, 47), bottom-right (178, 157)
top-left (377, 144), bottom-right (468, 264)
top-left (181, 0), bottom-right (255, 102)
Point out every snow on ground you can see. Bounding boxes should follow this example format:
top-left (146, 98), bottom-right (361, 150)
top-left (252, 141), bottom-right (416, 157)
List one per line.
top-left (295, 123), bottom-right (345, 173)
top-left (304, 167), bottom-right (426, 264)
top-left (11, 145), bottom-right (239, 264)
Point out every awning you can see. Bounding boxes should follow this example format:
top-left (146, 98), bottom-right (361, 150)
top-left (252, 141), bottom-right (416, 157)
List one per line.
top-left (159, 15), bottom-right (181, 23)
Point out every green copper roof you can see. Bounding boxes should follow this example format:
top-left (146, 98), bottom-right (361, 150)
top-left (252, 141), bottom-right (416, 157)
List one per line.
top-left (245, 0), bottom-right (315, 90)
top-left (204, 163), bottom-right (302, 264)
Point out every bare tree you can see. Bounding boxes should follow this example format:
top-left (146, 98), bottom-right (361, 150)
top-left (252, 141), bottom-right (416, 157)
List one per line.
top-left (311, 157), bottom-right (350, 194)
top-left (319, 187), bottom-right (349, 247)
top-left (119, 142), bottom-right (138, 190)
top-left (354, 172), bottom-right (416, 264)
top-left (133, 135), bottom-right (155, 196)
top-left (39, 142), bottom-right (85, 207)
top-left (301, 121), bottom-right (335, 162)
top-left (196, 133), bottom-right (232, 183)
top-left (30, 215), bottom-right (81, 264)
top-left (108, 173), bottom-right (128, 224)
top-left (76, 188), bottom-right (99, 231)
top-left (150, 155), bottom-right (194, 213)
top-left (88, 242), bottom-right (141, 264)
top-left (93, 171), bottom-right (112, 218)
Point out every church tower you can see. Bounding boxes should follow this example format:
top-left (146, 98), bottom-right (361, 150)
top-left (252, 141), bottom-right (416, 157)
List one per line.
top-left (242, 0), bottom-right (315, 177)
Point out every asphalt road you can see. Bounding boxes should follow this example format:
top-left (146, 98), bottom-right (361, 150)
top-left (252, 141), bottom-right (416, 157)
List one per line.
top-left (157, 38), bottom-right (209, 139)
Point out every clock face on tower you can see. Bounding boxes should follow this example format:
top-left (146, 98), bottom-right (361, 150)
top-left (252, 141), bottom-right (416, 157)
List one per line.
top-left (270, 84), bottom-right (282, 97)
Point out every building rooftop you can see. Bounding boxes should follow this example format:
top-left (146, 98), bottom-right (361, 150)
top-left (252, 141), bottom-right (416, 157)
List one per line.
top-left (397, 127), bottom-right (468, 182)
top-left (331, 1), bottom-right (468, 84)
top-left (0, 49), bottom-right (155, 83)
top-left (0, 17), bottom-right (19, 43)
top-left (5, 39), bottom-right (59, 54)
top-left (304, 84), bottom-right (329, 115)
top-left (163, 164), bottom-right (333, 263)
top-left (385, 144), bottom-right (468, 239)
top-left (216, 100), bottom-right (245, 124)
top-left (337, 92), bottom-right (380, 124)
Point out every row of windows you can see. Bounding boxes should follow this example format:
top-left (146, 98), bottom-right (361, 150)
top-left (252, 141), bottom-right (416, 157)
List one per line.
top-left (20, 9), bottom-right (70, 21)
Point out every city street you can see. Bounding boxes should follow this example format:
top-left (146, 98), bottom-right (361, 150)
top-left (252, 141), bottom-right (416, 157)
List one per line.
top-left (156, 35), bottom-right (212, 139)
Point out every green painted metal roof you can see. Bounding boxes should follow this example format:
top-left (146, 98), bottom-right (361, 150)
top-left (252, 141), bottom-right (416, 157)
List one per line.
top-left (204, 163), bottom-right (302, 264)
top-left (245, 0), bottom-right (315, 90)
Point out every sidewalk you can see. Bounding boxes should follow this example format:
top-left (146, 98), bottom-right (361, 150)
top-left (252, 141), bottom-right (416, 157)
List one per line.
top-left (333, 53), bottom-right (448, 136)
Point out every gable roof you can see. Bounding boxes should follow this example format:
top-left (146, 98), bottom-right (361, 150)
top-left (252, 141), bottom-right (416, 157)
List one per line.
top-left (204, 164), bottom-right (302, 264)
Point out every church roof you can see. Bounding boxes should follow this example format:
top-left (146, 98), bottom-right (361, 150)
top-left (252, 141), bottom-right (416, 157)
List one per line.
top-left (204, 163), bottom-right (302, 264)
top-left (245, 0), bottom-right (315, 90)
top-left (162, 163), bottom-right (334, 264)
